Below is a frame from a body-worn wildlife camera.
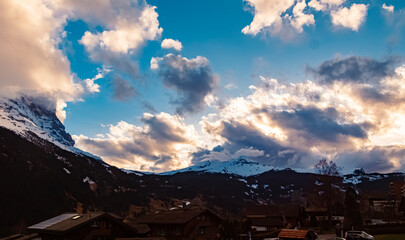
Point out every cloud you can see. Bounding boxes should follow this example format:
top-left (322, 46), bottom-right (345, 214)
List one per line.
top-left (242, 0), bottom-right (296, 36)
top-left (0, 0), bottom-right (83, 105)
top-left (198, 58), bottom-right (405, 172)
top-left (382, 3), bottom-right (394, 13)
top-left (112, 77), bottom-right (138, 101)
top-left (308, 0), bottom-right (345, 11)
top-left (307, 56), bottom-right (398, 84)
top-left (161, 39), bottom-right (183, 51)
top-left (0, 0), bottom-right (162, 122)
top-left (151, 54), bottom-right (218, 114)
top-left (78, 4), bottom-right (162, 54)
top-left (73, 112), bottom-right (201, 172)
top-left (330, 3), bottom-right (368, 31)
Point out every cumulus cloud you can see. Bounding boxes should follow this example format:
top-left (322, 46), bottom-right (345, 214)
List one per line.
top-left (242, 0), bottom-right (296, 36)
top-left (73, 112), bottom-right (201, 172)
top-left (112, 77), bottom-right (138, 101)
top-left (161, 39), bottom-right (183, 51)
top-left (0, 0), bottom-right (162, 122)
top-left (0, 0), bottom-right (82, 105)
top-left (241, 0), bottom-right (315, 38)
top-left (330, 3), bottom-right (368, 31)
top-left (151, 54), bottom-right (218, 114)
top-left (382, 3), bottom-right (394, 13)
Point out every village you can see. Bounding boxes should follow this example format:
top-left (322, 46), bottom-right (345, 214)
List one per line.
top-left (2, 179), bottom-right (405, 240)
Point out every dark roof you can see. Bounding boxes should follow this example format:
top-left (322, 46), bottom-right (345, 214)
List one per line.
top-left (278, 229), bottom-right (309, 239)
top-left (136, 208), bottom-right (222, 224)
top-left (0, 234), bottom-right (40, 240)
top-left (125, 222), bottom-right (151, 234)
top-left (27, 212), bottom-right (133, 234)
top-left (245, 205), bottom-right (301, 218)
top-left (250, 217), bottom-right (284, 227)
top-left (305, 205), bottom-right (327, 213)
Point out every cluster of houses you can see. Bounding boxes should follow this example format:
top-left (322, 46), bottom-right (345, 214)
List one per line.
top-left (2, 181), bottom-right (405, 240)
top-left (0, 205), bottom-right (321, 240)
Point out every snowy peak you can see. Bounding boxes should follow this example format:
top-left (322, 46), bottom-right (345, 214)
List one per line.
top-left (0, 97), bottom-right (74, 149)
top-left (161, 157), bottom-right (277, 177)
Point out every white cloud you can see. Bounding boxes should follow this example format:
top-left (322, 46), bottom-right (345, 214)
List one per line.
top-left (289, 0), bottom-right (315, 32)
top-left (80, 5), bottom-right (162, 55)
top-left (161, 39), bottom-right (183, 51)
top-left (308, 0), bottom-right (345, 11)
top-left (331, 3), bottom-right (368, 31)
top-left (0, 0), bottom-right (83, 103)
top-left (242, 0), bottom-right (296, 36)
top-left (150, 57), bottom-right (162, 70)
top-left (382, 3), bottom-right (394, 13)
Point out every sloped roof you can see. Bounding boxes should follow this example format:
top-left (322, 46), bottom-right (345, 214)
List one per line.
top-left (0, 234), bottom-right (40, 240)
top-left (245, 205), bottom-right (300, 218)
top-left (250, 217), bottom-right (283, 227)
top-left (27, 212), bottom-right (131, 233)
top-left (278, 229), bottom-right (308, 239)
top-left (136, 208), bottom-right (222, 224)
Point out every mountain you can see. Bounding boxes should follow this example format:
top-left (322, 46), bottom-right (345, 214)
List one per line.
top-left (161, 157), bottom-right (278, 177)
top-left (0, 97), bottom-right (98, 158)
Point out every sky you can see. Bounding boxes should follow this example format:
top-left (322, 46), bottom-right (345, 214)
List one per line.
top-left (2, 0), bottom-right (405, 173)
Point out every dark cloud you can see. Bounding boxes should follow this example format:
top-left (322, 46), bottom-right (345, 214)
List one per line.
top-left (156, 54), bottom-right (217, 115)
top-left (141, 114), bottom-right (189, 144)
top-left (336, 146), bottom-right (405, 173)
top-left (112, 77), bottom-right (138, 101)
top-left (267, 106), bottom-right (369, 143)
top-left (308, 56), bottom-right (398, 84)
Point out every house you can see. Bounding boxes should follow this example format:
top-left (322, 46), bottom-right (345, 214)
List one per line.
top-left (135, 208), bottom-right (223, 240)
top-left (245, 205), bottom-right (303, 231)
top-left (26, 212), bottom-right (138, 240)
top-left (278, 229), bottom-right (317, 240)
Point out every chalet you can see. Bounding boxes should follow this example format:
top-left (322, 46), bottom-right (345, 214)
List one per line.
top-left (244, 205), bottom-right (303, 231)
top-left (26, 212), bottom-right (138, 240)
top-left (135, 208), bottom-right (223, 240)
top-left (278, 229), bottom-right (317, 240)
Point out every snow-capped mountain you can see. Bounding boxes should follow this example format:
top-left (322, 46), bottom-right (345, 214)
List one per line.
top-left (0, 97), bottom-right (97, 157)
top-left (161, 157), bottom-right (278, 177)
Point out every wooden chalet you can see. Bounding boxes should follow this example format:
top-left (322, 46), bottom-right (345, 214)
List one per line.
top-left (26, 212), bottom-right (138, 240)
top-left (135, 208), bottom-right (223, 240)
top-left (245, 205), bottom-right (303, 231)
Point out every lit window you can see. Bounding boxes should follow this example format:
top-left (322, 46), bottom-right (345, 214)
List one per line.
top-left (199, 226), bottom-right (206, 234)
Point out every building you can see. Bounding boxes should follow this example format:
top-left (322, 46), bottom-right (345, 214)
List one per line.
top-left (135, 208), bottom-right (223, 240)
top-left (26, 212), bottom-right (138, 240)
top-left (245, 205), bottom-right (303, 231)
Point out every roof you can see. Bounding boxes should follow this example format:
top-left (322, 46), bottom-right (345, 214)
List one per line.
top-left (305, 205), bottom-right (327, 213)
top-left (136, 208), bottom-right (222, 224)
top-left (278, 229), bottom-right (309, 239)
top-left (245, 205), bottom-right (301, 218)
top-left (250, 217), bottom-right (284, 227)
top-left (0, 234), bottom-right (40, 240)
top-left (27, 212), bottom-right (128, 233)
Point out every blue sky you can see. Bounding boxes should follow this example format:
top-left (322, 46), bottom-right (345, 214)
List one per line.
top-left (64, 0), bottom-right (405, 137)
top-left (2, 0), bottom-right (405, 173)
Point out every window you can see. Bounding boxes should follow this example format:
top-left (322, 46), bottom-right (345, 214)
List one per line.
top-left (91, 221), bottom-right (100, 228)
top-left (199, 226), bottom-right (206, 234)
